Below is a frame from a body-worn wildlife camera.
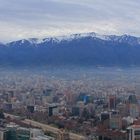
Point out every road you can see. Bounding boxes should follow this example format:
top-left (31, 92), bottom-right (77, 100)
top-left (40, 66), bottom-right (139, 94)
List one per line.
top-left (4, 113), bottom-right (86, 140)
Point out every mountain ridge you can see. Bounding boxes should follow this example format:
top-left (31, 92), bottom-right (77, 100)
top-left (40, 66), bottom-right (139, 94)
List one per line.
top-left (2, 32), bottom-right (140, 47)
top-left (0, 32), bottom-right (140, 67)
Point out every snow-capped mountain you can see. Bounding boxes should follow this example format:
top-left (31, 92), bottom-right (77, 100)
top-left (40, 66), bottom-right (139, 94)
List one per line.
top-left (1, 32), bottom-right (140, 67)
top-left (5, 32), bottom-right (140, 47)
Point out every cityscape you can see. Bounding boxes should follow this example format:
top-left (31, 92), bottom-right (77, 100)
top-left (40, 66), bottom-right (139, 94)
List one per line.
top-left (0, 0), bottom-right (140, 140)
top-left (0, 68), bottom-right (139, 139)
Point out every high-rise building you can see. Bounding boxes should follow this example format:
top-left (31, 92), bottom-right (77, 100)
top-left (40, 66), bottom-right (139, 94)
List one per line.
top-left (127, 125), bottom-right (140, 140)
top-left (48, 104), bottom-right (58, 117)
top-left (16, 127), bottom-right (30, 140)
top-left (109, 95), bottom-right (116, 109)
top-left (0, 129), bottom-right (8, 140)
top-left (110, 115), bottom-right (122, 129)
top-left (128, 95), bottom-right (138, 104)
top-left (129, 104), bottom-right (139, 118)
top-left (127, 95), bottom-right (140, 118)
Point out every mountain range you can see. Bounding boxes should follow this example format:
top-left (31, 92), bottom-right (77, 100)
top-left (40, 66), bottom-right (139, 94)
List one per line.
top-left (1, 32), bottom-right (140, 67)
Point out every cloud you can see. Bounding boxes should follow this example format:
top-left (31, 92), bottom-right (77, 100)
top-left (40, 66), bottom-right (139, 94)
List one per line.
top-left (0, 0), bottom-right (140, 42)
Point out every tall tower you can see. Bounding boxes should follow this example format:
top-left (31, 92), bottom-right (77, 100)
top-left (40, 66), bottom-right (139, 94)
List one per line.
top-left (109, 95), bottom-right (116, 110)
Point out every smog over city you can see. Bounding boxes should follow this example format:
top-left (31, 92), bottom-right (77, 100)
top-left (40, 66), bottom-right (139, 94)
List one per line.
top-left (0, 0), bottom-right (140, 140)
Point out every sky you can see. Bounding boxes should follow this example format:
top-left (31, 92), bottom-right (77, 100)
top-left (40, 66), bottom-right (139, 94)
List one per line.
top-left (0, 0), bottom-right (140, 42)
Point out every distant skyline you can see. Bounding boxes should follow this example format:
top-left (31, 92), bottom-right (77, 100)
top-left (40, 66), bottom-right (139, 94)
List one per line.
top-left (0, 0), bottom-right (140, 42)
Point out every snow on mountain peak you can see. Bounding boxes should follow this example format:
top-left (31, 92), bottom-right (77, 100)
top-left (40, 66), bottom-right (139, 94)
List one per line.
top-left (6, 32), bottom-right (140, 47)
top-left (26, 32), bottom-right (110, 44)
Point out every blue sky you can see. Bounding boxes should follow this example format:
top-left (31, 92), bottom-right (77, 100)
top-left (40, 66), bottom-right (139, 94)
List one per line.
top-left (0, 0), bottom-right (140, 42)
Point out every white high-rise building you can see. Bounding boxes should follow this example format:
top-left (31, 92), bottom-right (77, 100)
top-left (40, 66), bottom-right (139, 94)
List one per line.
top-left (127, 125), bottom-right (140, 140)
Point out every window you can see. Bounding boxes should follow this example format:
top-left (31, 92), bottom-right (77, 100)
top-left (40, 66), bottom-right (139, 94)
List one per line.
top-left (135, 130), bottom-right (140, 136)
